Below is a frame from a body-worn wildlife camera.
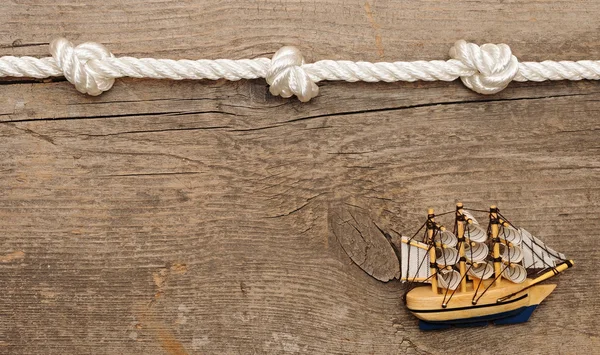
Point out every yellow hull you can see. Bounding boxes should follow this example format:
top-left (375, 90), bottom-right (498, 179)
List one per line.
top-left (405, 278), bottom-right (556, 323)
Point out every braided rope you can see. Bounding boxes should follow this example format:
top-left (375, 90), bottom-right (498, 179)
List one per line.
top-left (1, 38), bottom-right (598, 101)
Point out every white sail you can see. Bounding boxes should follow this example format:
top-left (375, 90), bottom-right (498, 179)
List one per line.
top-left (467, 261), bottom-right (494, 279)
top-left (435, 247), bottom-right (459, 266)
top-left (499, 225), bottom-right (522, 245)
top-left (464, 223), bottom-right (487, 243)
top-left (500, 244), bottom-right (524, 264)
top-left (439, 230), bottom-right (458, 247)
top-left (519, 228), bottom-right (566, 268)
top-left (502, 264), bottom-right (527, 283)
top-left (437, 269), bottom-right (461, 290)
top-left (464, 242), bottom-right (489, 263)
top-left (400, 237), bottom-right (431, 282)
top-left (462, 210), bottom-right (479, 224)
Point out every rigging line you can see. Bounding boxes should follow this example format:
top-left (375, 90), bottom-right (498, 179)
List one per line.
top-left (442, 279), bottom-right (452, 306)
top-left (466, 222), bottom-right (476, 264)
top-left (464, 208), bottom-right (490, 213)
top-left (473, 262), bottom-right (512, 304)
top-left (472, 220), bottom-right (494, 303)
top-left (501, 227), bottom-right (512, 265)
top-left (406, 219), bottom-right (430, 246)
top-left (530, 267), bottom-right (550, 277)
top-left (496, 211), bottom-right (518, 230)
top-left (404, 231), bottom-right (413, 288)
top-left (431, 228), bottom-right (443, 290)
top-left (438, 229), bottom-right (449, 269)
top-left (403, 270), bottom-right (440, 302)
top-left (442, 214), bottom-right (460, 306)
top-left (471, 215), bottom-right (506, 302)
top-left (496, 283), bottom-right (537, 303)
top-left (471, 261), bottom-right (490, 301)
top-left (434, 210), bottom-right (455, 217)
top-left (411, 227), bottom-right (428, 285)
top-left (438, 232), bottom-right (452, 306)
top-left (452, 215), bottom-right (458, 235)
top-left (407, 220), bottom-right (428, 242)
top-left (445, 261), bottom-right (474, 306)
top-left (466, 226), bottom-right (487, 299)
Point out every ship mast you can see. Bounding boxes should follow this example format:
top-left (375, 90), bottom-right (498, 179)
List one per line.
top-left (490, 205), bottom-right (502, 286)
top-left (427, 208), bottom-right (438, 293)
top-left (456, 203), bottom-right (467, 293)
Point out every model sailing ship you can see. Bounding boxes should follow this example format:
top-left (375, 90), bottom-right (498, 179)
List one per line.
top-left (401, 203), bottom-right (573, 330)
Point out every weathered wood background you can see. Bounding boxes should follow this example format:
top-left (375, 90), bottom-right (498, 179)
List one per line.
top-left (1, 1), bottom-right (599, 354)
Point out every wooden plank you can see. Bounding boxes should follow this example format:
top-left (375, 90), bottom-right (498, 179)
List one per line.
top-left (0, 1), bottom-right (599, 354)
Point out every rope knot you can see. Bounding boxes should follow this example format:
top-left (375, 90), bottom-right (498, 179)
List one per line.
top-left (449, 40), bottom-right (519, 94)
top-left (50, 38), bottom-right (115, 96)
top-left (266, 46), bottom-right (318, 102)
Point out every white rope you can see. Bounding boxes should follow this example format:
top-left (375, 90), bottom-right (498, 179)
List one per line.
top-left (0, 38), bottom-right (599, 101)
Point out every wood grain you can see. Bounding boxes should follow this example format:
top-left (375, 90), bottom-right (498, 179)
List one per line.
top-left (0, 1), bottom-right (599, 354)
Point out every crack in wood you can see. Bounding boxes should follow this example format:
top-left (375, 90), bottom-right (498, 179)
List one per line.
top-left (98, 172), bottom-right (203, 178)
top-left (0, 110), bottom-right (238, 124)
top-left (0, 40), bottom-right (49, 48)
top-left (80, 126), bottom-right (232, 137)
top-left (0, 77), bottom-right (67, 85)
top-left (265, 192), bottom-right (327, 218)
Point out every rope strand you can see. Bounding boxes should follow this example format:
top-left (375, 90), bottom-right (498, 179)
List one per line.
top-left (1, 38), bottom-right (598, 100)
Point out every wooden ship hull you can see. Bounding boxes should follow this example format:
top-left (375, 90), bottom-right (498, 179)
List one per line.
top-left (405, 278), bottom-right (557, 330)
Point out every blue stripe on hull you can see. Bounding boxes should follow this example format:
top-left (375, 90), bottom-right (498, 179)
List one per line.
top-left (493, 305), bottom-right (538, 325)
top-left (418, 305), bottom-right (538, 330)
